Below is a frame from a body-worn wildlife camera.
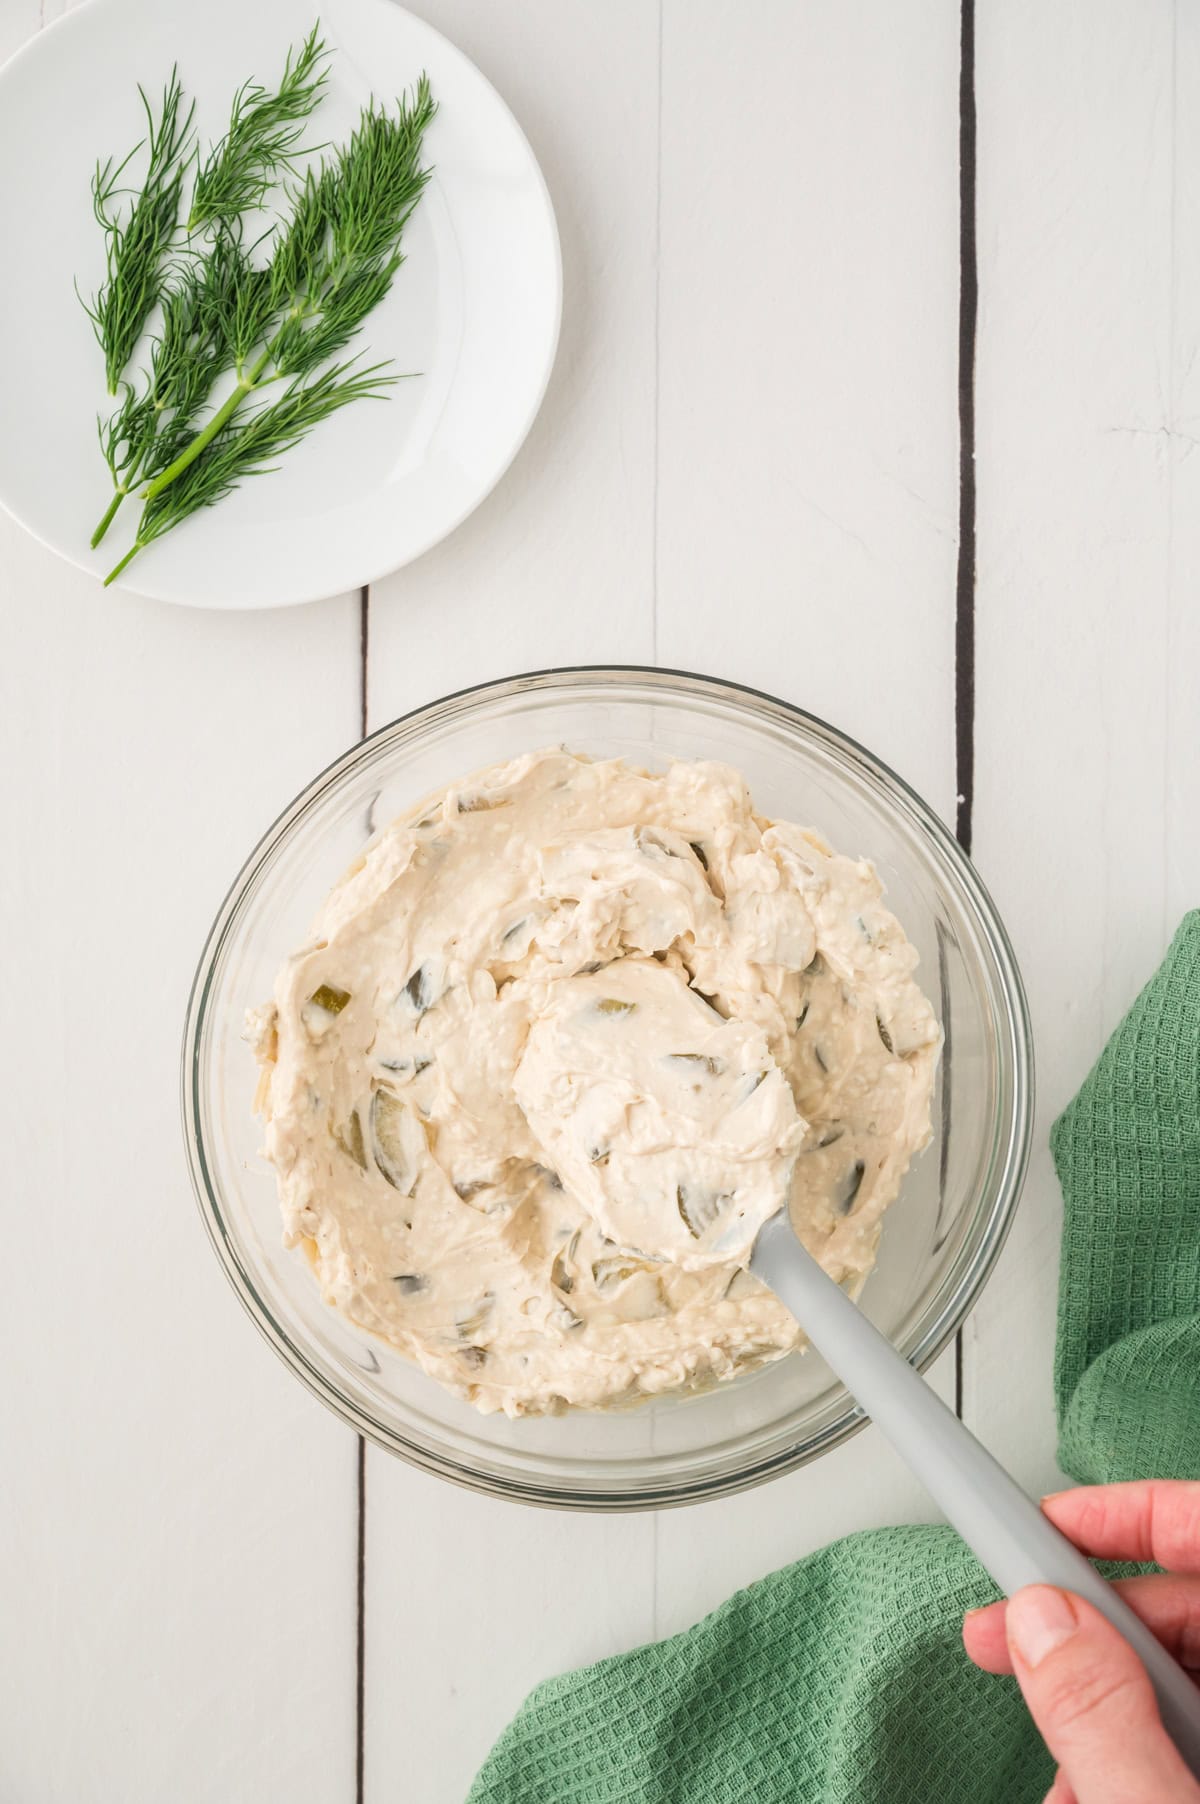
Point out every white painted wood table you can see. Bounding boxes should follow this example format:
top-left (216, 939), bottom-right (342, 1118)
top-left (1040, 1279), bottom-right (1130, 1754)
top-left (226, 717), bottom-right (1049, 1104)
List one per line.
top-left (2, 2), bottom-right (1197, 1799)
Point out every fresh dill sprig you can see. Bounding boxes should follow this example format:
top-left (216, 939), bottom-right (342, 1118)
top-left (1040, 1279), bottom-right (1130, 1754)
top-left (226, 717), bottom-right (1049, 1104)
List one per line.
top-left (142, 74), bottom-right (436, 504)
top-left (83, 39), bottom-right (437, 583)
top-left (88, 28), bottom-right (333, 545)
top-left (103, 358), bottom-right (398, 585)
top-left (188, 25), bottom-right (331, 231)
top-left (83, 68), bottom-right (195, 395)
top-left (92, 227), bottom-right (249, 544)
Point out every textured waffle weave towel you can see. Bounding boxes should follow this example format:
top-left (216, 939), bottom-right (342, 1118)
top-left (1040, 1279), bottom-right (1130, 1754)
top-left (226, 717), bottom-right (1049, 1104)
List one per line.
top-left (467, 914), bottom-right (1200, 1804)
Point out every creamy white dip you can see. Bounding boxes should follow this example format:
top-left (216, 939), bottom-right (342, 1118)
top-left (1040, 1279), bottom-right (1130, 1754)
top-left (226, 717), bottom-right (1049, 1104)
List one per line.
top-left (250, 749), bottom-right (940, 1416)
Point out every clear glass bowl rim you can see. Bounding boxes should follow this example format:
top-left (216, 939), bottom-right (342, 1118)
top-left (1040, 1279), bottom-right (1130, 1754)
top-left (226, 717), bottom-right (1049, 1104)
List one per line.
top-left (182, 664), bottom-right (1034, 1510)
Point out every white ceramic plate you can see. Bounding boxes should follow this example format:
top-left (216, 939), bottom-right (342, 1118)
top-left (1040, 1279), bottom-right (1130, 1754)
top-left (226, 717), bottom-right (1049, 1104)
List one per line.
top-left (0, 0), bottom-right (561, 608)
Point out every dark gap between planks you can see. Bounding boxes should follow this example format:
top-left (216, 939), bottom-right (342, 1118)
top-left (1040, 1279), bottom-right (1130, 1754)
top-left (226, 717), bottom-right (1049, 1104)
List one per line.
top-left (954, 0), bottom-right (978, 1419)
top-left (357, 586), bottom-right (370, 1804)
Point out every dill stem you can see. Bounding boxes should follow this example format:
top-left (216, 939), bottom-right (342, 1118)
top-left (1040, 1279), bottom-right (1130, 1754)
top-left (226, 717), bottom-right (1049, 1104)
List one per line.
top-left (103, 540), bottom-right (143, 586)
top-left (142, 344), bottom-right (273, 499)
top-left (90, 489), bottom-right (127, 547)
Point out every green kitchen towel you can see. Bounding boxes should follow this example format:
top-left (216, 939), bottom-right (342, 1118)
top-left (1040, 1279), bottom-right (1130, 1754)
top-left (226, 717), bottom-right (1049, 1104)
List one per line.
top-left (467, 913), bottom-right (1200, 1804)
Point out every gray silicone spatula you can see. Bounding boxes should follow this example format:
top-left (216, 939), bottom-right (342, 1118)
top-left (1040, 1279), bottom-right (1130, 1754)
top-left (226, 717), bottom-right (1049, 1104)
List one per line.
top-left (750, 1212), bottom-right (1200, 1776)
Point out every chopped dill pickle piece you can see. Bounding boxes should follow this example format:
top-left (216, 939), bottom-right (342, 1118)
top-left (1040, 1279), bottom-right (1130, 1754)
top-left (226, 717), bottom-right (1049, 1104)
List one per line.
top-left (456, 1295), bottom-right (494, 1342)
top-left (551, 1253), bottom-right (573, 1294)
top-left (335, 1110), bottom-right (367, 1170)
top-left (457, 792), bottom-right (510, 813)
top-left (453, 1178), bottom-right (490, 1202)
top-left (371, 1088), bottom-right (421, 1194)
top-left (310, 983), bottom-right (351, 1015)
top-left (378, 1054), bottom-right (432, 1080)
top-left (551, 1230), bottom-right (581, 1295)
top-left (666, 1052), bottom-right (727, 1077)
top-left (837, 1159), bottom-right (867, 1215)
top-left (596, 998), bottom-right (637, 1017)
top-left (592, 1256), bottom-right (649, 1293)
top-left (635, 826), bottom-right (681, 858)
top-left (401, 963), bottom-right (436, 1015)
top-left (676, 1183), bottom-right (730, 1238)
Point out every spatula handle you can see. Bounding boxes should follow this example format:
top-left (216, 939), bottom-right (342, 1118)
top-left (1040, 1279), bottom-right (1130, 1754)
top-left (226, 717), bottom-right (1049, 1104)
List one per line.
top-left (751, 1216), bottom-right (1200, 1777)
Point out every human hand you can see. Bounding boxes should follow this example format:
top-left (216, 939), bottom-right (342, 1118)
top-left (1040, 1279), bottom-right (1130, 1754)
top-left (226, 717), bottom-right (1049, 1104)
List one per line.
top-left (963, 1480), bottom-right (1200, 1803)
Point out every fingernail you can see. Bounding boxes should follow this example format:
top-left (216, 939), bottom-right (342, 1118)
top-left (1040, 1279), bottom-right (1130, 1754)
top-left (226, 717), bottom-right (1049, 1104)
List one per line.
top-left (1007, 1587), bottom-right (1079, 1667)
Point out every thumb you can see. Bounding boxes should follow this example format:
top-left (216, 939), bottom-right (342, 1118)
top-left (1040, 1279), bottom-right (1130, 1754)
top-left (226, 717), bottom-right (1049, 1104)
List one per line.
top-left (1005, 1586), bottom-right (1200, 1802)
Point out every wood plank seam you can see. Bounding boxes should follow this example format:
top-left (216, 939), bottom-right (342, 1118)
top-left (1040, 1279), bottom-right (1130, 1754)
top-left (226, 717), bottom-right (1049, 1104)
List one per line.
top-left (649, 0), bottom-right (665, 1644)
top-left (358, 585), bottom-right (370, 1804)
top-left (650, 0), bottom-right (664, 668)
top-left (356, 1432), bottom-right (366, 1804)
top-left (954, 0), bottom-right (978, 1423)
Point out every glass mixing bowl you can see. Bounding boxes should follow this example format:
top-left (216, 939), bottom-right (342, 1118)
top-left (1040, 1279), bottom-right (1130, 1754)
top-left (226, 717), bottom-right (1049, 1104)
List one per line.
top-left (184, 667), bottom-right (1032, 1509)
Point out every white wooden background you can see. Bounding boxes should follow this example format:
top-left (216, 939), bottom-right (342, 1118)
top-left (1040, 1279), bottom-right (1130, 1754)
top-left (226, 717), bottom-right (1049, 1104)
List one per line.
top-left (2, 2), bottom-right (1197, 1800)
